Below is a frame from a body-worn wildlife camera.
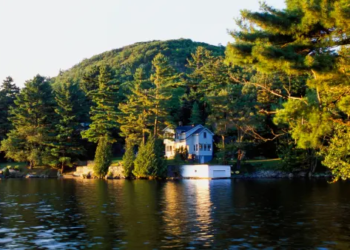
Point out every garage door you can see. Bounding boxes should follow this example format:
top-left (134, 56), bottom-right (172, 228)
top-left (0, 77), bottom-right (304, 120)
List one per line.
top-left (213, 170), bottom-right (226, 178)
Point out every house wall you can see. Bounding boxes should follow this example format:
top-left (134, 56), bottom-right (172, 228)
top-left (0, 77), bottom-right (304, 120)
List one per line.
top-left (164, 126), bottom-right (214, 162)
top-left (180, 165), bottom-right (209, 178)
top-left (208, 166), bottom-right (231, 178)
top-left (192, 131), bottom-right (213, 163)
top-left (164, 140), bottom-right (175, 158)
top-left (164, 140), bottom-right (186, 158)
top-left (180, 165), bottom-right (231, 179)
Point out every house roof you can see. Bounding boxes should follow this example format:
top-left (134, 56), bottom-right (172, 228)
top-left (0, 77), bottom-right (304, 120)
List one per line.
top-left (176, 126), bottom-right (194, 133)
top-left (192, 128), bottom-right (204, 134)
top-left (164, 124), bottom-right (214, 137)
top-left (185, 125), bottom-right (214, 138)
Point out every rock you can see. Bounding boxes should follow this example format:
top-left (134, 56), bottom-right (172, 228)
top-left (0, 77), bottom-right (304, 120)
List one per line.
top-left (26, 174), bottom-right (39, 178)
top-left (288, 173), bottom-right (294, 178)
top-left (298, 171), bottom-right (307, 177)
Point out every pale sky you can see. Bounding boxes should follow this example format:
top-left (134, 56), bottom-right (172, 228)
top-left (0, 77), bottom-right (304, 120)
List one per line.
top-left (0, 0), bottom-right (285, 87)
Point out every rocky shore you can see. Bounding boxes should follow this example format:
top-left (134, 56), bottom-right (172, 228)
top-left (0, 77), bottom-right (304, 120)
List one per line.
top-left (232, 170), bottom-right (333, 179)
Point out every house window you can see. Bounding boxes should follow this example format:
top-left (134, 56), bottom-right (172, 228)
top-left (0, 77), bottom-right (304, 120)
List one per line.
top-left (204, 132), bottom-right (207, 138)
top-left (193, 145), bottom-right (195, 151)
top-left (204, 144), bottom-right (207, 151)
top-left (199, 144), bottom-right (203, 151)
top-left (170, 146), bottom-right (172, 152)
top-left (208, 144), bottom-right (211, 151)
top-left (196, 144), bottom-right (198, 151)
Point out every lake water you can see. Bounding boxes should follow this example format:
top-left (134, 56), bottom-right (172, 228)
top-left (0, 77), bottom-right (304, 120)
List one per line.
top-left (0, 179), bottom-right (350, 249)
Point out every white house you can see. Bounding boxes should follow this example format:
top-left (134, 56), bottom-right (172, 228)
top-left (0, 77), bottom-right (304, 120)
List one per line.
top-left (163, 124), bottom-right (214, 163)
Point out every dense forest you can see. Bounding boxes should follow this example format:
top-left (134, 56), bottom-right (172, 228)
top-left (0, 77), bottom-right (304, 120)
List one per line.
top-left (1, 0), bottom-right (350, 180)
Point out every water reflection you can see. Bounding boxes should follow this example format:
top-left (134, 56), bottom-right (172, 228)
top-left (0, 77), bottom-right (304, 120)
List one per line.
top-left (1, 179), bottom-right (350, 249)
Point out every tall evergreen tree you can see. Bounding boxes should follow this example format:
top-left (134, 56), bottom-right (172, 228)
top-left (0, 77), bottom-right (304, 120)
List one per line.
top-left (93, 134), bottom-right (112, 178)
top-left (118, 68), bottom-right (153, 145)
top-left (0, 75), bottom-right (57, 168)
top-left (122, 140), bottom-right (135, 178)
top-left (133, 137), bottom-right (166, 178)
top-left (0, 76), bottom-right (19, 141)
top-left (52, 81), bottom-right (86, 172)
top-left (189, 102), bottom-right (202, 125)
top-left (81, 65), bottom-right (119, 177)
top-left (149, 53), bottom-right (184, 137)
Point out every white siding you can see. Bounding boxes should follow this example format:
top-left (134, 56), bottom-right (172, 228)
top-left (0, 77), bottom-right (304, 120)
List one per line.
top-left (180, 165), bottom-right (231, 179)
top-left (208, 166), bottom-right (231, 178)
top-left (181, 165), bottom-right (209, 178)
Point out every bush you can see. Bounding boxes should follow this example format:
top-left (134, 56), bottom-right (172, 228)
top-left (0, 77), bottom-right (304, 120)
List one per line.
top-left (133, 138), bottom-right (166, 178)
top-left (3, 168), bottom-right (9, 177)
top-left (93, 136), bottom-right (112, 178)
top-left (123, 142), bottom-right (135, 178)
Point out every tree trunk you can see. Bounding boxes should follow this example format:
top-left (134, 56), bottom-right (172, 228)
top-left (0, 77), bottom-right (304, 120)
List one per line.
top-left (61, 163), bottom-right (64, 174)
top-left (142, 130), bottom-right (146, 145)
top-left (154, 116), bottom-right (158, 139)
top-left (29, 161), bottom-right (33, 170)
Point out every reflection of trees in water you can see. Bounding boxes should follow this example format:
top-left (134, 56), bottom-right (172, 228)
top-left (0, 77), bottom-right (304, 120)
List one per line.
top-left (2, 179), bottom-right (350, 249)
top-left (161, 180), bottom-right (215, 248)
top-left (73, 179), bottom-right (139, 249)
top-left (109, 180), bottom-right (167, 249)
top-left (225, 180), bottom-right (350, 249)
top-left (0, 179), bottom-right (88, 249)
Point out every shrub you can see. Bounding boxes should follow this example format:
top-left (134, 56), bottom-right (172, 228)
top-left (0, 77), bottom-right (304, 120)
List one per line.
top-left (133, 138), bottom-right (166, 178)
top-left (123, 142), bottom-right (135, 178)
top-left (93, 136), bottom-right (112, 178)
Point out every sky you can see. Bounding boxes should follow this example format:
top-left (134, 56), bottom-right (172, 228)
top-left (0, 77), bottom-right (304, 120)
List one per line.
top-left (0, 0), bottom-right (285, 87)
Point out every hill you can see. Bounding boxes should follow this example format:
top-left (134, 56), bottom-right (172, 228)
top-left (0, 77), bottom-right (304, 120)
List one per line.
top-left (54, 39), bottom-right (225, 86)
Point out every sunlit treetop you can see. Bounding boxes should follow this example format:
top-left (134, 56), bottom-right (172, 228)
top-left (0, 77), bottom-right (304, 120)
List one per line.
top-left (226, 0), bottom-right (350, 76)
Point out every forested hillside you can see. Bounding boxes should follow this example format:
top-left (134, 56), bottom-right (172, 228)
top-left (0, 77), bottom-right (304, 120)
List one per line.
top-left (54, 39), bottom-right (225, 87)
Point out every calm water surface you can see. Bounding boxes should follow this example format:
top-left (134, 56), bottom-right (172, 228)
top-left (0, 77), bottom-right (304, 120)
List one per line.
top-left (0, 179), bottom-right (350, 249)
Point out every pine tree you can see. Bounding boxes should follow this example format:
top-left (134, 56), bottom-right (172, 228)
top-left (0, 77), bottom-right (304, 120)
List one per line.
top-left (0, 75), bottom-right (57, 168)
top-left (81, 65), bottom-right (119, 177)
top-left (226, 0), bottom-right (350, 179)
top-left (52, 80), bottom-right (86, 173)
top-left (133, 137), bottom-right (166, 178)
top-left (118, 68), bottom-right (153, 145)
top-left (189, 102), bottom-right (202, 125)
top-left (0, 77), bottom-right (19, 141)
top-left (149, 53), bottom-right (184, 137)
top-left (93, 135), bottom-right (112, 178)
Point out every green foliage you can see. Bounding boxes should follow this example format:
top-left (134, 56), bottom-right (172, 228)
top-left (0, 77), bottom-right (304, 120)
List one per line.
top-left (227, 0), bottom-right (350, 178)
top-left (189, 102), bottom-right (202, 125)
top-left (122, 141), bottom-right (135, 178)
top-left (55, 39), bottom-right (224, 87)
top-left (149, 53), bottom-right (184, 136)
top-left (277, 136), bottom-right (318, 172)
top-left (51, 80), bottom-right (86, 171)
top-left (0, 76), bottom-right (19, 141)
top-left (133, 138), bottom-right (166, 178)
top-left (321, 124), bottom-right (350, 181)
top-left (173, 150), bottom-right (183, 166)
top-left (93, 135), bottom-right (112, 178)
top-left (0, 75), bottom-right (57, 168)
top-left (81, 65), bottom-right (119, 143)
top-left (118, 68), bottom-right (152, 145)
